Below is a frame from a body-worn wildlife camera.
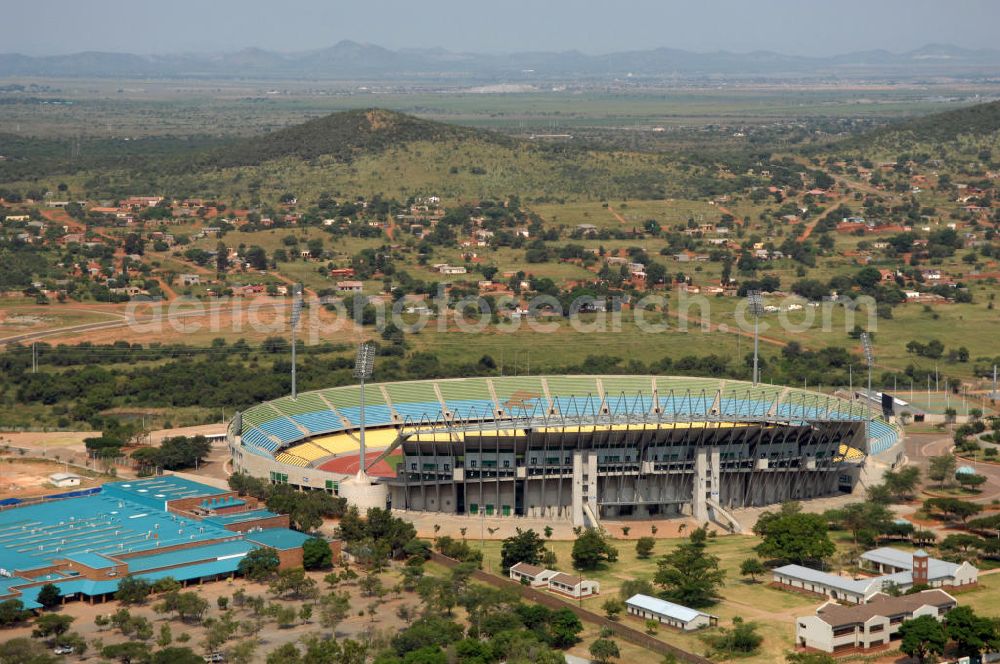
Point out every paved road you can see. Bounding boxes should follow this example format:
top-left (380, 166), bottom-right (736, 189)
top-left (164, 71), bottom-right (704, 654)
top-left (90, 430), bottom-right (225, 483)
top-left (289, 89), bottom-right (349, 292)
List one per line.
top-left (905, 430), bottom-right (1000, 504)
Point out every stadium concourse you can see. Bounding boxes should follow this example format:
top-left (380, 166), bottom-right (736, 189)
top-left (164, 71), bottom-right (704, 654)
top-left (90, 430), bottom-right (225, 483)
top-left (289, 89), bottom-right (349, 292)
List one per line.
top-left (0, 476), bottom-right (322, 609)
top-left (230, 375), bottom-right (901, 529)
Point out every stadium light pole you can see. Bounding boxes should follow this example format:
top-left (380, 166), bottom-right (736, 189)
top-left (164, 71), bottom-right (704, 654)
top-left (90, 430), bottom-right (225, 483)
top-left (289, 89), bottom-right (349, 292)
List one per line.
top-left (290, 284), bottom-right (303, 399)
top-left (861, 332), bottom-right (874, 447)
top-left (747, 290), bottom-right (764, 386)
top-left (354, 342), bottom-right (376, 480)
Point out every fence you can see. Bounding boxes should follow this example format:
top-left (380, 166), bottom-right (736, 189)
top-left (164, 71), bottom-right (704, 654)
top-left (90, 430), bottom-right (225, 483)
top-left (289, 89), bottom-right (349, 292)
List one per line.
top-left (429, 551), bottom-right (714, 664)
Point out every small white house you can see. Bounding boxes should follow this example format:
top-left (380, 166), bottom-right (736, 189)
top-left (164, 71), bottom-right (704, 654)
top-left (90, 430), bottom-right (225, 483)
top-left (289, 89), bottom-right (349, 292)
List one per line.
top-left (49, 472), bottom-right (81, 488)
top-left (547, 572), bottom-right (599, 599)
top-left (509, 562), bottom-right (557, 587)
top-left (625, 594), bottom-right (718, 631)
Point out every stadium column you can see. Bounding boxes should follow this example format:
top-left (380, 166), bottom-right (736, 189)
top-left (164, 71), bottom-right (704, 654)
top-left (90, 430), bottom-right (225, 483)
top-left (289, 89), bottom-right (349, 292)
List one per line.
top-left (571, 450), bottom-right (588, 527)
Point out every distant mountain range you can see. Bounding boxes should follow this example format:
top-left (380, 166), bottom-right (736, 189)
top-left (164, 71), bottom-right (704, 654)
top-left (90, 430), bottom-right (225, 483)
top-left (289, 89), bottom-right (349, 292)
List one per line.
top-left (2, 41), bottom-right (1000, 81)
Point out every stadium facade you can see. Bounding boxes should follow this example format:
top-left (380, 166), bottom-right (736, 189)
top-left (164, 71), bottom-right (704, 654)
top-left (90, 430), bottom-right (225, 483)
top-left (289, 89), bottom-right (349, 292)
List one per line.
top-left (230, 375), bottom-right (901, 528)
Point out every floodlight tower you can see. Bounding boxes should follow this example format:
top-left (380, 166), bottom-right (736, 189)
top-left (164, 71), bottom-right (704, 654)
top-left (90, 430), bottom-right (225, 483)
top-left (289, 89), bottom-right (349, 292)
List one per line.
top-left (861, 331), bottom-right (874, 446)
top-left (290, 284), bottom-right (303, 399)
top-left (747, 290), bottom-right (764, 386)
top-left (354, 342), bottom-right (376, 480)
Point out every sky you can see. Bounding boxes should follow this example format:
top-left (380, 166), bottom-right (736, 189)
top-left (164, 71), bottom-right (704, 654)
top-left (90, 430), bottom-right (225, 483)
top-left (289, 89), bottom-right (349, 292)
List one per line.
top-left (7, 0), bottom-right (1000, 57)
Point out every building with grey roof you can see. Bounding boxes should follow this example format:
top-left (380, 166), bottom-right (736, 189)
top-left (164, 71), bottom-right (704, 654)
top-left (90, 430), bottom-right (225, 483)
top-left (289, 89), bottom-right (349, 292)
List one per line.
top-left (625, 594), bottom-right (718, 631)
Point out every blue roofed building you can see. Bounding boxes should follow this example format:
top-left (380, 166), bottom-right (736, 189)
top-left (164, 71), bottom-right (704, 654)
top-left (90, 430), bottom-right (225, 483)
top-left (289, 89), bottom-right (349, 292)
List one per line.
top-left (0, 475), bottom-right (328, 609)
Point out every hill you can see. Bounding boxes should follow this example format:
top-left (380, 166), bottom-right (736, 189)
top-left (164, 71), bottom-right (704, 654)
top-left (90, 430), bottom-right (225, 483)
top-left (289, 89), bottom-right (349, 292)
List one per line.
top-left (871, 100), bottom-right (1000, 144)
top-left (198, 108), bottom-right (513, 170)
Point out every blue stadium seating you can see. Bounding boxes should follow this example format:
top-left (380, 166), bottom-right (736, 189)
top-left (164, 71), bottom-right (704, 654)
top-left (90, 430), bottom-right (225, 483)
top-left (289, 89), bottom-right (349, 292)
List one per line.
top-left (443, 399), bottom-right (499, 421)
top-left (257, 418), bottom-right (302, 445)
top-left (291, 411), bottom-right (344, 435)
top-left (339, 405), bottom-right (395, 427)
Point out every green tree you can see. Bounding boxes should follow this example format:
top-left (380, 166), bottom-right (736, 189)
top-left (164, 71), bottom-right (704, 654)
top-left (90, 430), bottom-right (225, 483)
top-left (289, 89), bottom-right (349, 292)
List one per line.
top-left (739, 557), bottom-right (767, 583)
top-left (589, 638), bottom-right (620, 664)
top-left (0, 638), bottom-right (58, 664)
top-left (635, 536), bottom-right (656, 559)
top-left (571, 528), bottom-right (618, 570)
top-left (654, 527), bottom-right (725, 608)
top-left (31, 614), bottom-right (74, 641)
top-left (945, 605), bottom-right (1000, 658)
top-left (115, 576), bottom-right (152, 605)
top-left (702, 616), bottom-right (762, 657)
top-left (151, 647), bottom-right (203, 664)
top-left (0, 599), bottom-right (28, 626)
top-left (500, 528), bottom-right (548, 572)
top-left (238, 547), bottom-right (280, 582)
top-left (36, 583), bottom-right (60, 610)
top-left (882, 466), bottom-right (921, 500)
top-left (899, 614), bottom-right (947, 663)
top-left (928, 454), bottom-right (957, 487)
top-left (602, 597), bottom-right (625, 620)
top-left (302, 537), bottom-right (333, 570)
top-left (268, 567), bottom-right (319, 600)
top-left (753, 503), bottom-right (835, 565)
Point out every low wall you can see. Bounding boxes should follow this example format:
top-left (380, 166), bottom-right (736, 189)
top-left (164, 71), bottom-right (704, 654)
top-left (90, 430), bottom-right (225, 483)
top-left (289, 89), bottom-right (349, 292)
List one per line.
top-left (429, 552), bottom-right (713, 664)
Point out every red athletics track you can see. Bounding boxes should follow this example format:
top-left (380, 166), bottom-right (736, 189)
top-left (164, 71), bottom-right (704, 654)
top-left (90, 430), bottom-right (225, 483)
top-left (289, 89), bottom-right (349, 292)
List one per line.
top-left (317, 451), bottom-right (400, 478)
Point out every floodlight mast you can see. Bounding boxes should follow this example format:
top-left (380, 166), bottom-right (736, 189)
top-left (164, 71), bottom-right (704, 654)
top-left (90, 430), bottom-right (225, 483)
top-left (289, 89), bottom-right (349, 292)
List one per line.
top-left (861, 332), bottom-right (874, 449)
top-left (354, 342), bottom-right (376, 480)
top-left (290, 284), bottom-right (303, 399)
top-left (747, 291), bottom-right (764, 386)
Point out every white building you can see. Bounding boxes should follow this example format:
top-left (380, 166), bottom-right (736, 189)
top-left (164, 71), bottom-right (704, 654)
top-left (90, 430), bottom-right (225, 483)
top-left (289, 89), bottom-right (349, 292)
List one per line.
top-left (49, 473), bottom-right (82, 488)
top-left (509, 562), bottom-right (557, 587)
top-left (795, 589), bottom-right (956, 654)
top-left (625, 594), bottom-right (718, 631)
top-left (547, 571), bottom-right (599, 599)
top-left (774, 548), bottom-right (977, 604)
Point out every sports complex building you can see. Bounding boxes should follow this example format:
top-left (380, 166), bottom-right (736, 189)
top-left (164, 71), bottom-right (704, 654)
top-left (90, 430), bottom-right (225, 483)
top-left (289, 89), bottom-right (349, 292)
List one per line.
top-left (0, 476), bottom-right (316, 609)
top-left (230, 375), bottom-right (901, 528)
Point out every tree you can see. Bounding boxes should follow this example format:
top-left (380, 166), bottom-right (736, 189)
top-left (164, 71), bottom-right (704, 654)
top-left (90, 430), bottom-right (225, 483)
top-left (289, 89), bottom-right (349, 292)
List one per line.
top-left (882, 466), bottom-right (921, 500)
top-left (302, 537), bottom-right (333, 570)
top-left (945, 605), bottom-right (1000, 658)
top-left (654, 527), bottom-right (725, 608)
top-left (151, 647), bottom-right (202, 664)
top-left (115, 576), bottom-right (152, 605)
top-left (36, 583), bottom-right (60, 610)
top-left (602, 598), bottom-right (625, 621)
top-left (899, 614), bottom-right (947, 663)
top-left (571, 528), bottom-right (618, 570)
top-left (500, 528), bottom-right (548, 572)
top-left (837, 502), bottom-right (894, 546)
top-left (957, 473), bottom-right (987, 491)
top-left (155, 591), bottom-right (209, 624)
top-left (753, 503), bottom-right (835, 565)
top-left (102, 641), bottom-right (152, 664)
top-left (928, 454), bottom-right (957, 487)
top-left (618, 578), bottom-right (655, 600)
top-left (635, 537), bottom-right (655, 559)
top-left (702, 617), bottom-right (762, 657)
top-left (739, 558), bottom-right (767, 583)
top-left (0, 599), bottom-right (28, 626)
top-left (589, 638), bottom-right (620, 664)
top-left (0, 638), bottom-right (58, 664)
top-left (547, 608), bottom-right (584, 648)
top-left (268, 567), bottom-right (319, 600)
top-left (31, 614), bottom-right (74, 641)
top-left (238, 547), bottom-right (280, 581)
top-left (318, 591), bottom-right (351, 630)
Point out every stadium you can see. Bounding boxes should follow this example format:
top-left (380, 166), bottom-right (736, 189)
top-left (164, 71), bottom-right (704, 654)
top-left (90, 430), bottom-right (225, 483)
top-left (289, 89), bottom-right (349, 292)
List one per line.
top-left (0, 476), bottom-right (319, 609)
top-left (229, 375), bottom-right (902, 529)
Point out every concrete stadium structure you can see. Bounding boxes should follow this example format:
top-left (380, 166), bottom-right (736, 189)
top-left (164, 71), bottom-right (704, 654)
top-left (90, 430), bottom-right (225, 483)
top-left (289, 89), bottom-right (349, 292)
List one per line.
top-left (229, 375), bottom-right (901, 528)
top-left (0, 476), bottom-right (317, 609)
top-left (228, 376), bottom-right (900, 526)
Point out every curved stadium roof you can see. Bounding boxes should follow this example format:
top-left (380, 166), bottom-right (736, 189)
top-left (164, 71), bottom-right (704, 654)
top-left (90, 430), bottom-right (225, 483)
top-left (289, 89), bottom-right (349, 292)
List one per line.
top-left (235, 375), bottom-right (901, 463)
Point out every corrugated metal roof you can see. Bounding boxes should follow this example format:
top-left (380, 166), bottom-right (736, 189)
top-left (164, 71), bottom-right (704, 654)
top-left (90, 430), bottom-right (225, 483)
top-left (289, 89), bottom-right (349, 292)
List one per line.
top-left (772, 564), bottom-right (878, 595)
top-left (625, 594), bottom-right (713, 623)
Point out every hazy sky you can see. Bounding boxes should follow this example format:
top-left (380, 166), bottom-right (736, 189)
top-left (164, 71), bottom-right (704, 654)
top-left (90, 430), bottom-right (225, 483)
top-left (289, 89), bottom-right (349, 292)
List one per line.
top-left (8, 0), bottom-right (1000, 56)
